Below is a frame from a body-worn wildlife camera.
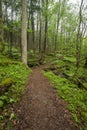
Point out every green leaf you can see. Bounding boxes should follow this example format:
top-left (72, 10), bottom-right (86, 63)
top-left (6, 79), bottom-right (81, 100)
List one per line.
top-left (9, 113), bottom-right (16, 120)
top-left (72, 114), bottom-right (79, 123)
top-left (9, 98), bottom-right (15, 103)
top-left (0, 95), bottom-right (8, 100)
top-left (0, 115), bottom-right (3, 120)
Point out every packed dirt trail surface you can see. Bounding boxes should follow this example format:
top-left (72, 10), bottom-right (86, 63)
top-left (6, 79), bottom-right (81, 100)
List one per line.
top-left (13, 66), bottom-right (78, 130)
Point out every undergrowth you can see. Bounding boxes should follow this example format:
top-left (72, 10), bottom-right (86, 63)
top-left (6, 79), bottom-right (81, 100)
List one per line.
top-left (0, 54), bottom-right (32, 129)
top-left (43, 56), bottom-right (87, 130)
top-left (44, 56), bottom-right (87, 130)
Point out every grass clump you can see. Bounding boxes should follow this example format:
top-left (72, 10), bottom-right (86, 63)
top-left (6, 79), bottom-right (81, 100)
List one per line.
top-left (43, 71), bottom-right (87, 129)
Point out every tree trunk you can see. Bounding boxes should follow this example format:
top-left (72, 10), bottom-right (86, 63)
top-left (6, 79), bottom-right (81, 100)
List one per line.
top-left (9, 0), bottom-right (14, 56)
top-left (43, 0), bottom-right (48, 53)
top-left (31, 13), bottom-right (35, 52)
top-left (27, 3), bottom-right (30, 50)
top-left (38, 0), bottom-right (42, 53)
top-left (39, 14), bottom-right (42, 53)
top-left (30, 0), bottom-right (35, 52)
top-left (21, 0), bottom-right (27, 65)
top-left (0, 0), bottom-right (4, 53)
top-left (76, 0), bottom-right (83, 69)
top-left (55, 0), bottom-right (61, 52)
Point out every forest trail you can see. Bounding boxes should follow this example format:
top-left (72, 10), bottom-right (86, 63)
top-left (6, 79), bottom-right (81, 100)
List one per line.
top-left (13, 66), bottom-right (78, 130)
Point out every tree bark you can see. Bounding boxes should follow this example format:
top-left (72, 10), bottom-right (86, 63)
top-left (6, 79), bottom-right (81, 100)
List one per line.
top-left (9, 0), bottom-right (14, 56)
top-left (39, 12), bottom-right (42, 53)
top-left (76, 0), bottom-right (83, 68)
top-left (43, 0), bottom-right (48, 53)
top-left (0, 0), bottom-right (4, 53)
top-left (30, 0), bottom-right (35, 52)
top-left (55, 0), bottom-right (61, 52)
top-left (21, 0), bottom-right (27, 65)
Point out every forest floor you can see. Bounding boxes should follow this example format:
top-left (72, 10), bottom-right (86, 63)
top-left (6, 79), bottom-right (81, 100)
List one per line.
top-left (12, 66), bottom-right (78, 130)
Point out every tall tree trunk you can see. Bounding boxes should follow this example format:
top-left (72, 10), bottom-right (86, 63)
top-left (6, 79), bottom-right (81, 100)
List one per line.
top-left (21, 0), bottom-right (27, 65)
top-left (39, 17), bottom-right (42, 53)
top-left (36, 13), bottom-right (39, 50)
top-left (9, 0), bottom-right (14, 56)
top-left (31, 13), bottom-right (35, 52)
top-left (27, 2), bottom-right (30, 50)
top-left (0, 0), bottom-right (4, 53)
top-left (30, 0), bottom-right (35, 52)
top-left (55, 0), bottom-right (61, 52)
top-left (76, 0), bottom-right (83, 68)
top-left (43, 0), bottom-right (48, 53)
top-left (38, 0), bottom-right (42, 53)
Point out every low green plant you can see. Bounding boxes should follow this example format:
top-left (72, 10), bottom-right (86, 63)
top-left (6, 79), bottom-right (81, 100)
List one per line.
top-left (0, 100), bottom-right (4, 108)
top-left (53, 60), bottom-right (65, 67)
top-left (0, 116), bottom-right (3, 121)
top-left (9, 113), bottom-right (16, 120)
top-left (64, 56), bottom-right (76, 63)
top-left (43, 71), bottom-right (87, 129)
top-left (0, 54), bottom-right (32, 128)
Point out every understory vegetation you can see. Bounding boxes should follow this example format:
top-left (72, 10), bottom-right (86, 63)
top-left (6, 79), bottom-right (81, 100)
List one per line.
top-left (0, 54), bottom-right (31, 129)
top-left (43, 54), bottom-right (87, 130)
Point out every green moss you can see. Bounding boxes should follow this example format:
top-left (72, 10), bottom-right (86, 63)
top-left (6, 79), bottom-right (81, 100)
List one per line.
top-left (0, 78), bottom-right (13, 88)
top-left (0, 55), bottom-right (11, 63)
top-left (0, 62), bottom-right (32, 104)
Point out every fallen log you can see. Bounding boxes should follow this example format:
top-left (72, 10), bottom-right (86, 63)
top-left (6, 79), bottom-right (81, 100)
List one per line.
top-left (67, 75), bottom-right (87, 90)
top-left (28, 61), bottom-right (39, 67)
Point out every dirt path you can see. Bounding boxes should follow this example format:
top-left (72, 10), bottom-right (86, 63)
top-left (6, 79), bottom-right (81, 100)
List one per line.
top-left (13, 67), bottom-right (78, 130)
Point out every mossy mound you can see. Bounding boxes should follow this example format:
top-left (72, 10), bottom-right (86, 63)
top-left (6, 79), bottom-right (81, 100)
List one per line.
top-left (0, 78), bottom-right (13, 87)
top-left (0, 78), bottom-right (13, 94)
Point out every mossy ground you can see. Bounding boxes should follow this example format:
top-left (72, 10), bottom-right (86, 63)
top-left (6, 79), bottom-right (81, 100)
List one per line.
top-left (0, 54), bottom-right (32, 129)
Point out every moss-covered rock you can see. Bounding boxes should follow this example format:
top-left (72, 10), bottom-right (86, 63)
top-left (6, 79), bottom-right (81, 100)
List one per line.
top-left (0, 78), bottom-right (13, 94)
